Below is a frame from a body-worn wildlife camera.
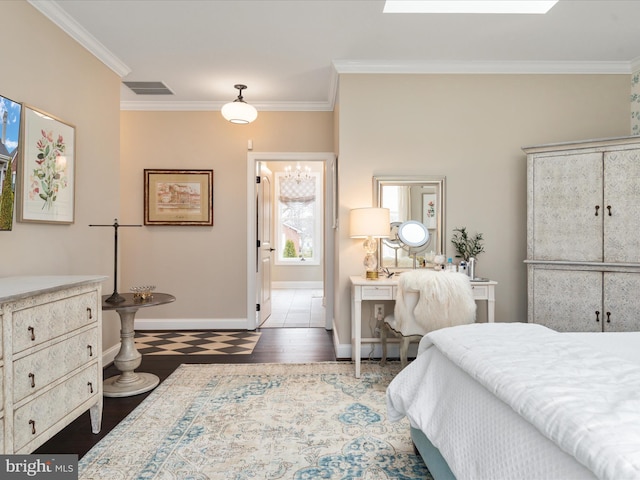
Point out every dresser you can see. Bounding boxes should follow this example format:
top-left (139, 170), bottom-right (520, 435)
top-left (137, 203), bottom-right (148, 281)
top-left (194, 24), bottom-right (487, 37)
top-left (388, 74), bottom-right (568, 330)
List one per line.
top-left (0, 275), bottom-right (105, 453)
top-left (524, 136), bottom-right (640, 332)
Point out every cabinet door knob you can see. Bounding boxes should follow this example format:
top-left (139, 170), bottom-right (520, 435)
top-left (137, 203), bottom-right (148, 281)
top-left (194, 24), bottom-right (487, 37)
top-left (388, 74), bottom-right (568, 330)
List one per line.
top-left (29, 420), bottom-right (36, 435)
top-left (595, 205), bottom-right (600, 216)
top-left (28, 373), bottom-right (35, 388)
top-left (27, 326), bottom-right (35, 341)
top-left (595, 310), bottom-right (600, 322)
top-left (606, 311), bottom-right (611, 323)
top-left (607, 205), bottom-right (612, 216)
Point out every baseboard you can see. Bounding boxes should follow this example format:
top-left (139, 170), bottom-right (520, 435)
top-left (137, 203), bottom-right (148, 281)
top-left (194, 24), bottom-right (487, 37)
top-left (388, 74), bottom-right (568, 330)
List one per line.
top-left (272, 281), bottom-right (323, 289)
top-left (102, 342), bottom-right (120, 368)
top-left (134, 318), bottom-right (249, 330)
top-left (333, 330), bottom-right (419, 360)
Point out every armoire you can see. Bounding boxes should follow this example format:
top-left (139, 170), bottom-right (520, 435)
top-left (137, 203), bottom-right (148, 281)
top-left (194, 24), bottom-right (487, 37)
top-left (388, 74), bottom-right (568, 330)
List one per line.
top-left (524, 136), bottom-right (640, 332)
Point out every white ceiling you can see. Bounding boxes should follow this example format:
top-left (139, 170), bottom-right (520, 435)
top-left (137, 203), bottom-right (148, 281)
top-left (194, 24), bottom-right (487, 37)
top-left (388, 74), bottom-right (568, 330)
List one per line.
top-left (30, 0), bottom-right (640, 111)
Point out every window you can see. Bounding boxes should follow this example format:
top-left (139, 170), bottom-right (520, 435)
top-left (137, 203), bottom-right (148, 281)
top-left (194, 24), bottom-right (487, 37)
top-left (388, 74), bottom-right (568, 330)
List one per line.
top-left (275, 164), bottom-right (322, 265)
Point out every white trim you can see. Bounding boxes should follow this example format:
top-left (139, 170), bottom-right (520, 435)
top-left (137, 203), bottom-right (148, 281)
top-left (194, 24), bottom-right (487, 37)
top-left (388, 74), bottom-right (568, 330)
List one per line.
top-left (27, 0), bottom-right (131, 77)
top-left (332, 59), bottom-right (633, 75)
top-left (134, 318), bottom-right (247, 330)
top-left (272, 281), bottom-right (324, 290)
top-left (120, 100), bottom-right (335, 112)
top-left (102, 343), bottom-right (120, 367)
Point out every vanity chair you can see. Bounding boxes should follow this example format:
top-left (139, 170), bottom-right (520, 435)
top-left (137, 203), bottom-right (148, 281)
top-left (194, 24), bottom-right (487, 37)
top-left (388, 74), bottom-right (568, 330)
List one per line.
top-left (380, 269), bottom-right (476, 368)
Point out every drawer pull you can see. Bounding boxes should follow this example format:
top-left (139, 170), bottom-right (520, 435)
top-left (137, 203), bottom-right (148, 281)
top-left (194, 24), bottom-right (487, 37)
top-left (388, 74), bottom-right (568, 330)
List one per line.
top-left (88, 382), bottom-right (94, 394)
top-left (29, 420), bottom-right (36, 435)
top-left (28, 373), bottom-right (35, 388)
top-left (87, 307), bottom-right (93, 319)
top-left (88, 345), bottom-right (93, 357)
top-left (595, 311), bottom-right (600, 322)
top-left (28, 326), bottom-right (35, 341)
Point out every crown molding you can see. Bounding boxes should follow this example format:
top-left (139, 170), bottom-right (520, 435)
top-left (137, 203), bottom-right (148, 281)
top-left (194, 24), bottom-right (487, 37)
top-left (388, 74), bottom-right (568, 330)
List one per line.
top-left (332, 59), bottom-right (633, 75)
top-left (119, 100), bottom-right (335, 112)
top-left (28, 0), bottom-right (131, 77)
top-left (631, 56), bottom-right (640, 74)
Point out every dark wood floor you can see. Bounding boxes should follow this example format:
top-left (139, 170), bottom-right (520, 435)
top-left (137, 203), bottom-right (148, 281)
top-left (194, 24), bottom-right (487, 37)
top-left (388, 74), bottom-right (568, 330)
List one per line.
top-left (35, 327), bottom-right (337, 458)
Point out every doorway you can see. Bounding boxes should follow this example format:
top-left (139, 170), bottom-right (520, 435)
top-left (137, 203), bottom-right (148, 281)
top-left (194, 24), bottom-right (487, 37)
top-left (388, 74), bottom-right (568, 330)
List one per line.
top-left (247, 152), bottom-right (336, 331)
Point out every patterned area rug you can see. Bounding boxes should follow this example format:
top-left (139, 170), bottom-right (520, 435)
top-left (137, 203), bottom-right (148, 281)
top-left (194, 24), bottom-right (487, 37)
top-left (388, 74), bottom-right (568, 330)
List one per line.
top-left (134, 330), bottom-right (261, 355)
top-left (79, 362), bottom-right (431, 479)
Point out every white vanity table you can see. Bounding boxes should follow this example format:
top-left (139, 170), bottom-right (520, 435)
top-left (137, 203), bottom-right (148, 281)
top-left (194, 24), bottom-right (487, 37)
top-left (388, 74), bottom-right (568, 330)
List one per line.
top-left (350, 274), bottom-right (497, 377)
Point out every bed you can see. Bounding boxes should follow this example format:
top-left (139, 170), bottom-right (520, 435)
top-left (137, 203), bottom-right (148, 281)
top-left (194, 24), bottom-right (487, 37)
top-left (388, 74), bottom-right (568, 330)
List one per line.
top-left (386, 322), bottom-right (640, 480)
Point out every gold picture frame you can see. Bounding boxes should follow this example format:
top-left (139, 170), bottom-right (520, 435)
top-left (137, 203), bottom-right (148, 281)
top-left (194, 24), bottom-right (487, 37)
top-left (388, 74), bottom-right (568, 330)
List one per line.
top-left (18, 105), bottom-right (76, 224)
top-left (144, 169), bottom-right (213, 226)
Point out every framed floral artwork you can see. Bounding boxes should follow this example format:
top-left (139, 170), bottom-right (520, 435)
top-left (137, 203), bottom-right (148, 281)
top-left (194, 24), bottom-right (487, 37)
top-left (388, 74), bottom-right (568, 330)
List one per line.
top-left (422, 193), bottom-right (437, 229)
top-left (0, 95), bottom-right (22, 231)
top-left (18, 105), bottom-right (75, 224)
top-left (144, 169), bottom-right (213, 226)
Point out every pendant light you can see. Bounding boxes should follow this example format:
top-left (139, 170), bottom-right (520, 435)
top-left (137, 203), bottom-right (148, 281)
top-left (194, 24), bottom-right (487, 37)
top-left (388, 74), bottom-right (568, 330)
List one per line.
top-left (221, 84), bottom-right (258, 124)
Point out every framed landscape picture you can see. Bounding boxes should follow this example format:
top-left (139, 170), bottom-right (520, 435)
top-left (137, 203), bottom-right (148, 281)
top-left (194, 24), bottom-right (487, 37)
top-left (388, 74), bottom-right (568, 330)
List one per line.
top-left (144, 169), bottom-right (214, 226)
top-left (0, 95), bottom-right (22, 231)
top-left (18, 105), bottom-right (75, 224)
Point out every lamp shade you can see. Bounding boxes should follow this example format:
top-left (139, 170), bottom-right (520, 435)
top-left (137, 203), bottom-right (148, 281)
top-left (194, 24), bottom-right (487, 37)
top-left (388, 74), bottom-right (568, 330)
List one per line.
top-left (350, 208), bottom-right (390, 238)
top-left (221, 100), bottom-right (258, 124)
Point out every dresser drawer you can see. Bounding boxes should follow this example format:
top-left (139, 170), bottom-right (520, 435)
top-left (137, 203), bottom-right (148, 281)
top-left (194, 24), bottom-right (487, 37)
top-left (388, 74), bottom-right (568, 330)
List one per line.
top-left (13, 363), bottom-right (100, 452)
top-left (12, 292), bottom-right (98, 353)
top-left (361, 286), bottom-right (394, 300)
top-left (13, 328), bottom-right (99, 403)
top-left (471, 285), bottom-right (489, 300)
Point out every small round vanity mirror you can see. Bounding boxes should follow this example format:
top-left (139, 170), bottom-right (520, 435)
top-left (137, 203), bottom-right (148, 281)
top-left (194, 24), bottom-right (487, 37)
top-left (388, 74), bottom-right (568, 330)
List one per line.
top-left (397, 220), bottom-right (430, 248)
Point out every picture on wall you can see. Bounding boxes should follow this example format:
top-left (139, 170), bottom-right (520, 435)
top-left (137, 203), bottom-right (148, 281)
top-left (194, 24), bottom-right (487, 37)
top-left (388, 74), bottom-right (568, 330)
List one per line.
top-left (0, 95), bottom-right (22, 231)
top-left (18, 105), bottom-right (75, 224)
top-left (144, 169), bottom-right (214, 226)
top-left (423, 193), bottom-right (437, 229)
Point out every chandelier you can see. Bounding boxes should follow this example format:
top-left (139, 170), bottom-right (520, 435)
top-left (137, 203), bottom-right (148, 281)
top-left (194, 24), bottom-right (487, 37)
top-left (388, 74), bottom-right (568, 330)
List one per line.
top-left (280, 163), bottom-right (315, 204)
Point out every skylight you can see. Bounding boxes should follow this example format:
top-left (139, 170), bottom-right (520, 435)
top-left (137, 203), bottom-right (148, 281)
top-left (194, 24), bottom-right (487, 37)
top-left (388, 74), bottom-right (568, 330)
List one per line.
top-left (383, 1), bottom-right (559, 14)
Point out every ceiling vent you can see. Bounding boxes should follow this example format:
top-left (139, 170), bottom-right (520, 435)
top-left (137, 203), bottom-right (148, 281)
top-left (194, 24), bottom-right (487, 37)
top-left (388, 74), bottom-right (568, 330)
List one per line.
top-left (123, 81), bottom-right (173, 95)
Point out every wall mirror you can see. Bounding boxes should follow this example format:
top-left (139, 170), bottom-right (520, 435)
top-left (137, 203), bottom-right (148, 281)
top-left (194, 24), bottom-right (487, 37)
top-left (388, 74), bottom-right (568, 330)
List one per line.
top-left (373, 175), bottom-right (446, 269)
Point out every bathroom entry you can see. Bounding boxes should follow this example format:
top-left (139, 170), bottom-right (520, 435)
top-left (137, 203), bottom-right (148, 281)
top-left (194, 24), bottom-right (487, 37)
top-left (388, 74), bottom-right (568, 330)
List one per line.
top-left (248, 152), bottom-right (335, 331)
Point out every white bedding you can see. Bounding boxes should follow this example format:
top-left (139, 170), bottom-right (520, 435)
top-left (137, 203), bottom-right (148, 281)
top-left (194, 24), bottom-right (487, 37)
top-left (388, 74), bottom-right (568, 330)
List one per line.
top-left (386, 323), bottom-right (640, 480)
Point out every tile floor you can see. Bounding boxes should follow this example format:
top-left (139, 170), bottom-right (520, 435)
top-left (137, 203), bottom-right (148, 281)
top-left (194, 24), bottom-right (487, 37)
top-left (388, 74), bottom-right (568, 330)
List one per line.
top-left (135, 330), bottom-right (261, 355)
top-left (260, 288), bottom-right (326, 328)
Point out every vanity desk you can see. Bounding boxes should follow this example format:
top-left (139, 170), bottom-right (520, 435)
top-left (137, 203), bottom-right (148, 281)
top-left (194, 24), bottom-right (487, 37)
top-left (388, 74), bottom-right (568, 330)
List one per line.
top-left (350, 274), bottom-right (497, 377)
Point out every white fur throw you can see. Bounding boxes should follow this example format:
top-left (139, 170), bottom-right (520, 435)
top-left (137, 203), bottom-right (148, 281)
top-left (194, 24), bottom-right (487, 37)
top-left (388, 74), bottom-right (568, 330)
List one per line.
top-left (387, 270), bottom-right (476, 337)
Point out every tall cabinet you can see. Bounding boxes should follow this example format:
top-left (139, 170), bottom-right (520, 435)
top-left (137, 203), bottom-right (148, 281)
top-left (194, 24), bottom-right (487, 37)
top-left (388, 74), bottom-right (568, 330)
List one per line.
top-left (524, 136), bottom-right (640, 332)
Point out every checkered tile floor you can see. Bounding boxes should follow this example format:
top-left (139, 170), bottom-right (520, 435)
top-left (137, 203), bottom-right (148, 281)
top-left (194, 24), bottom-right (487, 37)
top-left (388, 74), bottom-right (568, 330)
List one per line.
top-left (134, 331), bottom-right (261, 355)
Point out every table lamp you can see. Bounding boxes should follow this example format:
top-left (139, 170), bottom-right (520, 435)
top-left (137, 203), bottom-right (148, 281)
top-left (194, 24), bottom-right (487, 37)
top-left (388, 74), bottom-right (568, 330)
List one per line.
top-left (350, 207), bottom-right (390, 279)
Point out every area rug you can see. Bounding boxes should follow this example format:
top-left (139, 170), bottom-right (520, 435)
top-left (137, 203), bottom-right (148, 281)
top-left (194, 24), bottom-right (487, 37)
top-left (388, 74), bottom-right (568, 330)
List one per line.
top-left (134, 331), bottom-right (261, 355)
top-left (79, 362), bottom-right (431, 480)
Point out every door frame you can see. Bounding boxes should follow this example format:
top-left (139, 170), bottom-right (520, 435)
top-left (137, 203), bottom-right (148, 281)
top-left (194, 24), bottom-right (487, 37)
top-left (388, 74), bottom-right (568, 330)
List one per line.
top-left (247, 152), bottom-right (336, 331)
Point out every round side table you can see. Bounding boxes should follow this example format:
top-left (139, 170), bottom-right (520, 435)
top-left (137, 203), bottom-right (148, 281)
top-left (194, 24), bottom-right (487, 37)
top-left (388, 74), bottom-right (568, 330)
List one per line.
top-left (101, 292), bottom-right (175, 397)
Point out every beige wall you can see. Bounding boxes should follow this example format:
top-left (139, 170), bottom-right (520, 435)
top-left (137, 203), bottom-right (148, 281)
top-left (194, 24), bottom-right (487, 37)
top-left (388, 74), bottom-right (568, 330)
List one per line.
top-left (1, 1), bottom-right (122, 351)
top-left (336, 73), bottom-right (631, 346)
top-left (119, 111), bottom-right (333, 322)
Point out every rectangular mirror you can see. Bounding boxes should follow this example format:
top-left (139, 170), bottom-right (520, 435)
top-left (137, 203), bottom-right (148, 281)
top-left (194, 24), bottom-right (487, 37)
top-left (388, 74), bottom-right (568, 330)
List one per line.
top-left (374, 175), bottom-right (446, 269)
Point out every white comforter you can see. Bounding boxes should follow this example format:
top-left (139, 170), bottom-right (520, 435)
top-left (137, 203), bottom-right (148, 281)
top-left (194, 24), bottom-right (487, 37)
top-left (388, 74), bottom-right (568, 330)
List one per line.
top-left (386, 323), bottom-right (640, 480)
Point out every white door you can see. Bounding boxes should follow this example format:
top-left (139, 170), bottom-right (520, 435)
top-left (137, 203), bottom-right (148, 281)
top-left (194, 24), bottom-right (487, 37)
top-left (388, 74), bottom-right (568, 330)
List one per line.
top-left (257, 162), bottom-right (273, 324)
